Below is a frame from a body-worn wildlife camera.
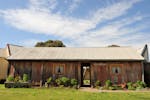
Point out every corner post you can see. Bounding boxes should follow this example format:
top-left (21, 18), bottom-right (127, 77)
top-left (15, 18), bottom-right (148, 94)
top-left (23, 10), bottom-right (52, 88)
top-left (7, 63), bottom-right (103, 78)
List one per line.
top-left (141, 61), bottom-right (144, 82)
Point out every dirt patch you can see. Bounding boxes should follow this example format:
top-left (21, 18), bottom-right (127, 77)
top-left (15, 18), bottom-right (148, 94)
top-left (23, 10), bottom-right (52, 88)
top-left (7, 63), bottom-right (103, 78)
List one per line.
top-left (79, 87), bottom-right (150, 93)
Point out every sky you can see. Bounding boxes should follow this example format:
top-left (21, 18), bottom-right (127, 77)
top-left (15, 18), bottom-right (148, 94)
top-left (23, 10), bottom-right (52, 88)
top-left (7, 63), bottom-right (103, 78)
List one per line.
top-left (0, 0), bottom-right (150, 48)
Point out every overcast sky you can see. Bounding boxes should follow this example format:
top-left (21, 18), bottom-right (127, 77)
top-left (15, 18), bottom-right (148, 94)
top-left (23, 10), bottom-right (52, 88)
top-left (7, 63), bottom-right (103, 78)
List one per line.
top-left (0, 0), bottom-right (149, 47)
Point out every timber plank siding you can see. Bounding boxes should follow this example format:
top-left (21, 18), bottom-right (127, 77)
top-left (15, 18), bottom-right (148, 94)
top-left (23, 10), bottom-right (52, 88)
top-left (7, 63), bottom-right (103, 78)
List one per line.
top-left (8, 61), bottom-right (143, 86)
top-left (0, 58), bottom-right (8, 80)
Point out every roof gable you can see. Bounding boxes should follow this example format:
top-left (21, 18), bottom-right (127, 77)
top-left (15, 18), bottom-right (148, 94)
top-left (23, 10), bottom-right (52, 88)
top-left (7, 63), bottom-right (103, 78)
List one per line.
top-left (139, 44), bottom-right (150, 62)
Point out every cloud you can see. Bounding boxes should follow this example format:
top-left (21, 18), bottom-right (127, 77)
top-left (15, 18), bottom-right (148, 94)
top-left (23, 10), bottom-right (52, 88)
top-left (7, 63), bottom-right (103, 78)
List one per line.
top-left (1, 9), bottom-right (93, 38)
top-left (0, 0), bottom-right (148, 47)
top-left (91, 0), bottom-right (141, 24)
top-left (29, 0), bottom-right (58, 12)
top-left (68, 14), bottom-right (149, 47)
top-left (68, 0), bottom-right (82, 13)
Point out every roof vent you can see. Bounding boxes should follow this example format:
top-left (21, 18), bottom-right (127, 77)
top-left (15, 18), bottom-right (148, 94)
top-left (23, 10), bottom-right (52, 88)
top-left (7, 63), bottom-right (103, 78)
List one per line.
top-left (108, 44), bottom-right (120, 47)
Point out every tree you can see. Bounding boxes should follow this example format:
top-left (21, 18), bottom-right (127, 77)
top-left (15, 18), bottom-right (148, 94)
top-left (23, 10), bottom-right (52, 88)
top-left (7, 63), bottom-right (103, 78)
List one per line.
top-left (35, 40), bottom-right (66, 47)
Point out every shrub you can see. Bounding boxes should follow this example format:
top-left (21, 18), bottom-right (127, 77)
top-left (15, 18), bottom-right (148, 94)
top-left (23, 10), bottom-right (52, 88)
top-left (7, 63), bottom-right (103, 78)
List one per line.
top-left (108, 86), bottom-right (116, 90)
top-left (127, 82), bottom-right (135, 90)
top-left (135, 80), bottom-right (146, 89)
top-left (71, 79), bottom-right (78, 86)
top-left (127, 82), bottom-right (132, 87)
top-left (94, 80), bottom-right (101, 87)
top-left (135, 81), bottom-right (146, 88)
top-left (128, 86), bottom-right (135, 90)
top-left (6, 75), bottom-right (14, 82)
top-left (55, 78), bottom-right (62, 86)
top-left (113, 85), bottom-right (123, 90)
top-left (140, 81), bottom-right (146, 88)
top-left (61, 77), bottom-right (70, 86)
top-left (14, 75), bottom-right (21, 82)
top-left (23, 74), bottom-right (28, 82)
top-left (105, 80), bottom-right (112, 87)
top-left (47, 77), bottom-right (52, 84)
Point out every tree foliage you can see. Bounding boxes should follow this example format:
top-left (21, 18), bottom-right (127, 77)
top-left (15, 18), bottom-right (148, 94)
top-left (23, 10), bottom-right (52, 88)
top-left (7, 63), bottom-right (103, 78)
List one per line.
top-left (35, 40), bottom-right (66, 47)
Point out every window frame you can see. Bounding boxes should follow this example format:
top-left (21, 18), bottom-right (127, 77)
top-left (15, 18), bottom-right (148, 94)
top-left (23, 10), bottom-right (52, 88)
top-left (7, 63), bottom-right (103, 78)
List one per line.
top-left (53, 64), bottom-right (65, 75)
top-left (110, 64), bottom-right (123, 74)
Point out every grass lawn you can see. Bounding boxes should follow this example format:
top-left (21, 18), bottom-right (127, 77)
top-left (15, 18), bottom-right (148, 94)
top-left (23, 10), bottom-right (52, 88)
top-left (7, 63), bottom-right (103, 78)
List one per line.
top-left (0, 85), bottom-right (150, 100)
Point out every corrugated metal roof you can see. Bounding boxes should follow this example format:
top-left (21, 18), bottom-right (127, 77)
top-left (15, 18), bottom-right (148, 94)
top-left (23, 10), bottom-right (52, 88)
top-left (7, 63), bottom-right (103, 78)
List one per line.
top-left (8, 44), bottom-right (23, 55)
top-left (7, 45), bottom-right (144, 61)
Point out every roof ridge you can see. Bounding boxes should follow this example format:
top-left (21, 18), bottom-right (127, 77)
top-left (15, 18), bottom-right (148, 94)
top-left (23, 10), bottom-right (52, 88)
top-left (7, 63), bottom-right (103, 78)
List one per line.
top-left (7, 44), bottom-right (23, 47)
top-left (22, 46), bottom-right (132, 49)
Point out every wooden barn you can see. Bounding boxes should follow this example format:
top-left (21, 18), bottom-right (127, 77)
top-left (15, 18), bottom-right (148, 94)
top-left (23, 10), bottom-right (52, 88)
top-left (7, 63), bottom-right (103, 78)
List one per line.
top-left (0, 48), bottom-right (8, 82)
top-left (4, 44), bottom-right (144, 87)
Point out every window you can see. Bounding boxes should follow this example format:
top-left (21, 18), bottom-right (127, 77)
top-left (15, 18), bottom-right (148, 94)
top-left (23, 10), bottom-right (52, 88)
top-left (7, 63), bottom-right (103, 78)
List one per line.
top-left (112, 67), bottom-right (121, 74)
top-left (54, 64), bottom-right (64, 74)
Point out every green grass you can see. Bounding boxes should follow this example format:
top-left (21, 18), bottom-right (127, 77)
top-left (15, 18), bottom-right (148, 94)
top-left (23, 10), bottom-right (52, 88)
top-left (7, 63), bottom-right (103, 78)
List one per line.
top-left (0, 85), bottom-right (150, 100)
top-left (83, 80), bottom-right (90, 85)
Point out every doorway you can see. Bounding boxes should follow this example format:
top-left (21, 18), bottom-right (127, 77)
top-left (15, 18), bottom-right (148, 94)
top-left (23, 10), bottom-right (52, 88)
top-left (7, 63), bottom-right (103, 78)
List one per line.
top-left (81, 63), bottom-right (91, 87)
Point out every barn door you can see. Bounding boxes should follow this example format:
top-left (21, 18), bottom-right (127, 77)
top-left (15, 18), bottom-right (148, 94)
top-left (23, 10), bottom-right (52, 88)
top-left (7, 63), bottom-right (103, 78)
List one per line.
top-left (81, 63), bottom-right (91, 87)
top-left (31, 62), bottom-right (43, 83)
top-left (110, 64), bottom-right (123, 84)
top-left (96, 64), bottom-right (108, 85)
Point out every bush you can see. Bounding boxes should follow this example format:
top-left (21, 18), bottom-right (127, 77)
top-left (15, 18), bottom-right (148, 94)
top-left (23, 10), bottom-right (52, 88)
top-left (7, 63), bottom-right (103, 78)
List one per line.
top-left (136, 81), bottom-right (146, 88)
top-left (135, 80), bottom-right (146, 90)
top-left (5, 74), bottom-right (31, 88)
top-left (14, 75), bottom-right (21, 82)
top-left (140, 81), bottom-right (146, 88)
top-left (71, 79), bottom-right (78, 86)
top-left (55, 78), bottom-right (62, 86)
top-left (108, 86), bottom-right (116, 90)
top-left (6, 75), bottom-right (14, 82)
top-left (113, 85), bottom-right (123, 90)
top-left (105, 80), bottom-right (112, 87)
top-left (55, 77), bottom-right (70, 87)
top-left (61, 77), bottom-right (70, 86)
top-left (127, 82), bottom-right (132, 87)
top-left (128, 86), bottom-right (135, 90)
top-left (94, 80), bottom-right (101, 87)
top-left (23, 74), bottom-right (28, 82)
top-left (127, 82), bottom-right (135, 90)
top-left (46, 77), bottom-right (52, 84)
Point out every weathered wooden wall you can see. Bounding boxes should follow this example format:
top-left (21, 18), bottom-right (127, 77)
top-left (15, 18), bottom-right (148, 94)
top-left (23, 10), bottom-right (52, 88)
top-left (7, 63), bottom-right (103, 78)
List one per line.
top-left (91, 62), bottom-right (142, 85)
top-left (0, 58), bottom-right (8, 80)
top-left (144, 63), bottom-right (150, 85)
top-left (8, 61), bottom-right (142, 86)
top-left (9, 61), bottom-right (79, 84)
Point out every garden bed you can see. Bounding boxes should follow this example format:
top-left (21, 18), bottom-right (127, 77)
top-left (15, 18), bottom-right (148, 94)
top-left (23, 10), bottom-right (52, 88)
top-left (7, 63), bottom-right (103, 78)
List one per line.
top-left (5, 82), bottom-right (31, 88)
